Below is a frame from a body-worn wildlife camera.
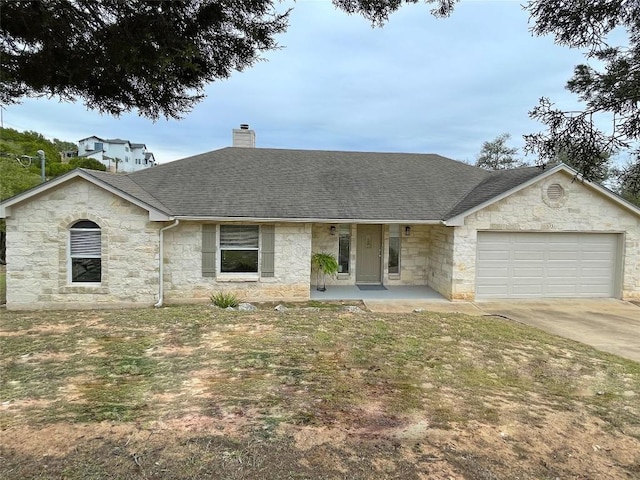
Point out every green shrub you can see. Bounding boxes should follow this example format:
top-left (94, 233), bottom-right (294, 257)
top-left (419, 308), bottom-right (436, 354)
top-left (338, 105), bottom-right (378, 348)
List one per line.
top-left (210, 291), bottom-right (240, 308)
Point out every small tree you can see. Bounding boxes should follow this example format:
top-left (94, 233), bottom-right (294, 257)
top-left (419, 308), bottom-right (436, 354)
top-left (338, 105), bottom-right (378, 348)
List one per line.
top-left (311, 252), bottom-right (339, 292)
top-left (614, 160), bottom-right (640, 206)
top-left (475, 133), bottom-right (524, 170)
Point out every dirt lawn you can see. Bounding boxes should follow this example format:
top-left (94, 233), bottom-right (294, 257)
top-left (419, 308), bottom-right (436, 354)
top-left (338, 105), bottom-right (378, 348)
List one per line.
top-left (1, 304), bottom-right (639, 479)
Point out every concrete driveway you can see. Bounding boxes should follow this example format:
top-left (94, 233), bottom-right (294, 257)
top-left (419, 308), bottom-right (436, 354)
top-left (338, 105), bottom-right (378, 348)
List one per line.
top-left (474, 299), bottom-right (640, 363)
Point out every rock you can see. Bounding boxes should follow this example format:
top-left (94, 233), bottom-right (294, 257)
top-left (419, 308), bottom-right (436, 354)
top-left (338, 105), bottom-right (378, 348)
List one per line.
top-left (274, 304), bottom-right (288, 312)
top-left (237, 302), bottom-right (257, 311)
top-left (413, 308), bottom-right (426, 313)
top-left (343, 305), bottom-right (363, 313)
top-left (225, 306), bottom-right (236, 311)
top-left (302, 307), bottom-right (321, 312)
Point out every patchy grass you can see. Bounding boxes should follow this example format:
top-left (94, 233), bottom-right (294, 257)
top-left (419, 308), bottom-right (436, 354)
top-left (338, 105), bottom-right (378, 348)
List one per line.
top-left (1, 304), bottom-right (639, 479)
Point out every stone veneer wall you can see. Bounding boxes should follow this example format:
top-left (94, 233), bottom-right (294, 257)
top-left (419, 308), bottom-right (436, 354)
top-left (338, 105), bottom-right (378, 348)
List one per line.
top-left (5, 179), bottom-right (160, 309)
top-left (384, 224), bottom-right (431, 286)
top-left (424, 224), bottom-right (455, 298)
top-left (311, 223), bottom-right (355, 286)
top-left (312, 223), bottom-right (437, 287)
top-left (163, 222), bottom-right (312, 302)
top-left (450, 171), bottom-right (640, 300)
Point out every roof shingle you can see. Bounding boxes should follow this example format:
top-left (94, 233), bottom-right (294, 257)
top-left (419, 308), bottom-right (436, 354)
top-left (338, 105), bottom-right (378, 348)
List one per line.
top-left (84, 147), bottom-right (549, 221)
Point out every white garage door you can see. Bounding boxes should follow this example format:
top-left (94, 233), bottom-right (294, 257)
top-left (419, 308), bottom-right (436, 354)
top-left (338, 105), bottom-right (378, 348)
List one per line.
top-left (476, 232), bottom-right (619, 299)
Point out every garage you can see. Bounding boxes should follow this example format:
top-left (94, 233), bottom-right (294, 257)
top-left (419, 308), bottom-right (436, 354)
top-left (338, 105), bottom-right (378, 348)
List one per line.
top-left (476, 232), bottom-right (620, 299)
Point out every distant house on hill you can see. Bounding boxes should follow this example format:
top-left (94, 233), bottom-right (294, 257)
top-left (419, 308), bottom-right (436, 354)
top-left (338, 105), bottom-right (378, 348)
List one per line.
top-left (77, 136), bottom-right (157, 173)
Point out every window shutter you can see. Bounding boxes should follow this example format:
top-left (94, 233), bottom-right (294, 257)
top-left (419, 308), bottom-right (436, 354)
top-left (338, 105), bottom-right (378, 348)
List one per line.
top-left (261, 225), bottom-right (275, 278)
top-left (202, 225), bottom-right (217, 277)
top-left (70, 230), bottom-right (101, 257)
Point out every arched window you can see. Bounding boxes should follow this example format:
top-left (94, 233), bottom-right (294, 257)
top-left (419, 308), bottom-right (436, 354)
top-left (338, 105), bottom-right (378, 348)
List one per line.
top-left (69, 220), bottom-right (101, 283)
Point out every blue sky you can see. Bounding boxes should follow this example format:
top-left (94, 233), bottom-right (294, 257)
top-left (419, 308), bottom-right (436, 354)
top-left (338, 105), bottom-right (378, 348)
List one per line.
top-left (3, 0), bottom-right (591, 165)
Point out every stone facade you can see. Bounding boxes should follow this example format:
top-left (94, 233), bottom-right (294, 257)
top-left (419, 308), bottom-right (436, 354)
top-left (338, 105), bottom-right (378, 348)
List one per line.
top-left (384, 224), bottom-right (431, 286)
top-left (4, 170), bottom-right (638, 309)
top-left (450, 171), bottom-right (640, 300)
top-left (425, 224), bottom-right (455, 298)
top-left (163, 222), bottom-right (312, 303)
top-left (5, 179), bottom-right (160, 309)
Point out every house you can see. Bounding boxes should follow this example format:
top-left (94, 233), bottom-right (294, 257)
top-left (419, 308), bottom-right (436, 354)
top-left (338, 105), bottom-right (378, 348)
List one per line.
top-left (1, 127), bottom-right (639, 310)
top-left (77, 136), bottom-right (157, 173)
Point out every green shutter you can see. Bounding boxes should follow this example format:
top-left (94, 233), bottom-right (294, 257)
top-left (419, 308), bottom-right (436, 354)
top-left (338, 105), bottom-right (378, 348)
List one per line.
top-left (202, 224), bottom-right (216, 277)
top-left (261, 225), bottom-right (275, 277)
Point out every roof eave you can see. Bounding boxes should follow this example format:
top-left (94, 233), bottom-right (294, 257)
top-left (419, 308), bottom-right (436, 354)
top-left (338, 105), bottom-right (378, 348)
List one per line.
top-left (0, 169), bottom-right (172, 221)
top-left (175, 215), bottom-right (444, 224)
top-left (443, 163), bottom-right (640, 226)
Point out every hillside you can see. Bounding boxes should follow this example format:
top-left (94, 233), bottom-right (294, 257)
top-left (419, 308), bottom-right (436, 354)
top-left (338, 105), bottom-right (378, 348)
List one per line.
top-left (0, 128), bottom-right (105, 201)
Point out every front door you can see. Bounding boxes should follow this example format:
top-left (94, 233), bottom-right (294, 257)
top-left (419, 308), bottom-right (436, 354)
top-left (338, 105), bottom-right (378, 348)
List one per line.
top-left (356, 224), bottom-right (382, 284)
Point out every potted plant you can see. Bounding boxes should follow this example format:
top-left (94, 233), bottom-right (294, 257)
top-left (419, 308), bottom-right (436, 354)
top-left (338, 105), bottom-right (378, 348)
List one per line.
top-left (311, 251), bottom-right (339, 291)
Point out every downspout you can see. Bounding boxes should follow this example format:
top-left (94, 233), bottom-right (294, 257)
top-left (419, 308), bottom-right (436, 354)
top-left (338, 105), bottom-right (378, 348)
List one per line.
top-left (154, 219), bottom-right (179, 308)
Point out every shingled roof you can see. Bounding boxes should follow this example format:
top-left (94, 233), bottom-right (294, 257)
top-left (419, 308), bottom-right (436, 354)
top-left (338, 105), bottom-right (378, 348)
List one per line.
top-left (80, 147), bottom-right (548, 222)
top-left (445, 166), bottom-right (548, 218)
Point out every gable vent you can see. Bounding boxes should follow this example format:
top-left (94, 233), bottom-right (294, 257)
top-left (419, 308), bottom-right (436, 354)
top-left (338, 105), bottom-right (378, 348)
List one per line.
top-left (547, 184), bottom-right (564, 201)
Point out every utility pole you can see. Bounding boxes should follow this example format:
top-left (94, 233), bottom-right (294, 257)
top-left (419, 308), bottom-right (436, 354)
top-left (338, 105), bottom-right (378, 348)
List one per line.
top-left (37, 150), bottom-right (45, 182)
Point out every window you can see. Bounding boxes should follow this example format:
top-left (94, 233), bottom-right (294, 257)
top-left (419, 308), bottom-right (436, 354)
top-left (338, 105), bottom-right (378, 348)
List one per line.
top-left (388, 225), bottom-right (401, 275)
top-left (220, 225), bottom-right (259, 273)
top-left (94, 142), bottom-right (103, 151)
top-left (125, 146), bottom-right (130, 152)
top-left (69, 220), bottom-right (101, 283)
top-left (202, 225), bottom-right (274, 278)
top-left (338, 224), bottom-right (350, 273)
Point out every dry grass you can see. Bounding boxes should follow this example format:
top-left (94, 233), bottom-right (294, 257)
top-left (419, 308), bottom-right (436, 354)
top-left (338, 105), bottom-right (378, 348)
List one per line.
top-left (1, 304), bottom-right (639, 479)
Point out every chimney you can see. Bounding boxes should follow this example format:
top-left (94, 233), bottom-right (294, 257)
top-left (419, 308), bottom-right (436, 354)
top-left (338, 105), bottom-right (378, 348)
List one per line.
top-left (232, 124), bottom-right (256, 148)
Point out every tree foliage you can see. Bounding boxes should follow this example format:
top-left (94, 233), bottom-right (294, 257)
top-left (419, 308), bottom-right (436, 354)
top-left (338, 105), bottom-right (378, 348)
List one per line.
top-left (475, 133), bottom-right (523, 170)
top-left (0, 128), bottom-right (93, 200)
top-left (0, 128), bottom-right (60, 164)
top-left (333, 0), bottom-right (456, 25)
top-left (0, 157), bottom-right (41, 201)
top-left (520, 0), bottom-right (640, 199)
top-left (69, 157), bottom-right (107, 171)
top-left (53, 139), bottom-right (78, 153)
top-left (613, 160), bottom-right (640, 205)
top-left (1, 0), bottom-right (290, 119)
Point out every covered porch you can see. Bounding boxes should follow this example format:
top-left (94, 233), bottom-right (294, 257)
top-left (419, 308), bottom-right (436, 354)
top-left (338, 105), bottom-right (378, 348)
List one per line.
top-left (310, 222), bottom-right (455, 300)
top-left (309, 284), bottom-right (481, 315)
top-left (310, 284), bottom-right (447, 301)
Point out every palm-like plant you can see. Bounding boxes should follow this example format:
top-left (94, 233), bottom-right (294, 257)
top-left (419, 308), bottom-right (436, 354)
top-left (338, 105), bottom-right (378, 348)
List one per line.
top-left (311, 252), bottom-right (339, 291)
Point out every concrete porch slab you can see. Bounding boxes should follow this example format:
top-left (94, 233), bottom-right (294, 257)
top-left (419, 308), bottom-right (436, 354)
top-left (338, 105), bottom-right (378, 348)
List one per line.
top-left (309, 285), bottom-right (483, 315)
top-left (310, 285), bottom-right (446, 301)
